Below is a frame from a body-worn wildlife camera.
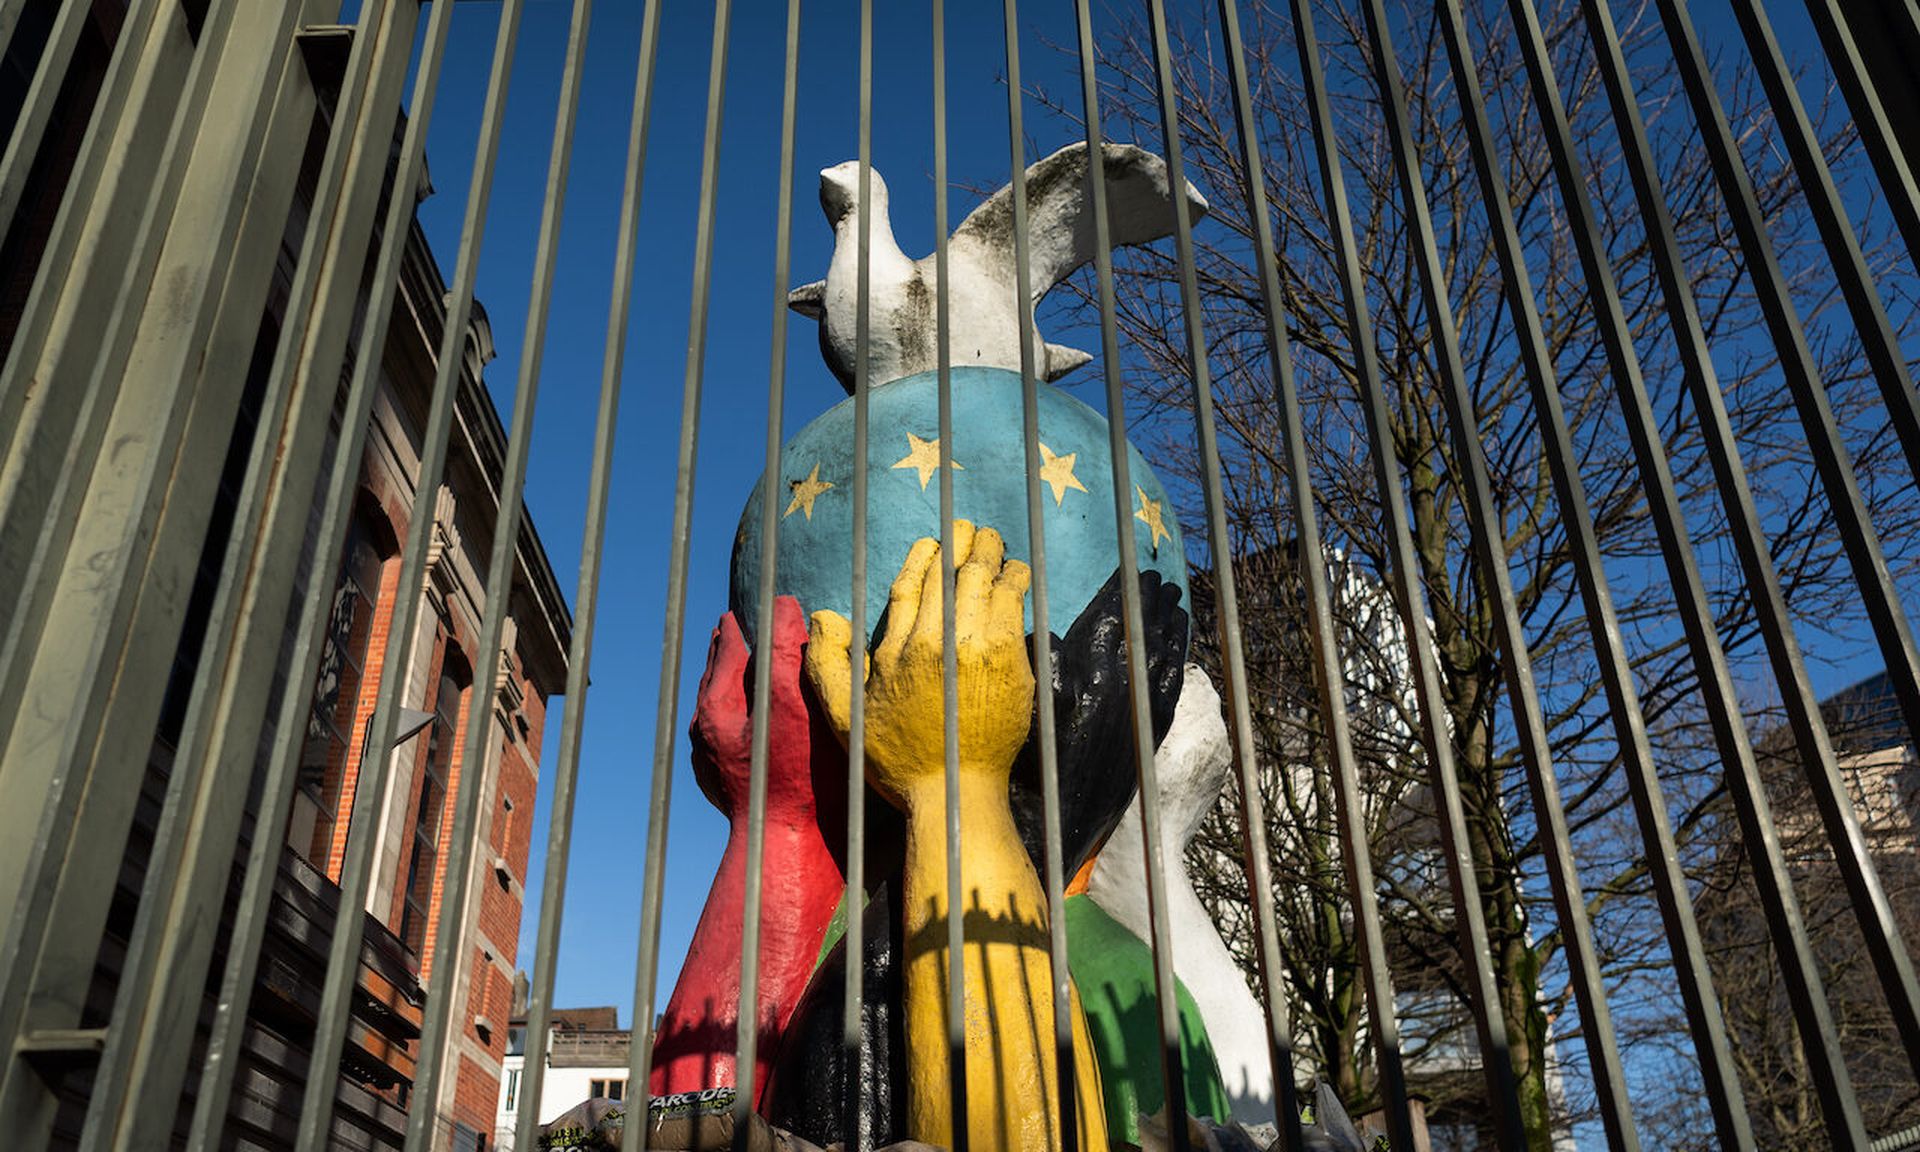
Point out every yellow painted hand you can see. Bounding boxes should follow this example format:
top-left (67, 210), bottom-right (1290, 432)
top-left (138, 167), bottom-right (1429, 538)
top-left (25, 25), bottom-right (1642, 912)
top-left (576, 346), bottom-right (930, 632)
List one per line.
top-left (804, 520), bottom-right (1035, 800)
top-left (805, 521), bottom-right (1107, 1152)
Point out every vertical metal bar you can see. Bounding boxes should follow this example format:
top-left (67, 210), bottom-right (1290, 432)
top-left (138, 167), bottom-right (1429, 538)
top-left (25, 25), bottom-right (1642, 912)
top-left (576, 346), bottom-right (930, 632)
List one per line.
top-left (624, 3), bottom-right (734, 1149)
top-left (1208, 1), bottom-right (1475, 1146)
top-left (0, 1), bottom-right (193, 704)
top-left (1723, 0), bottom-right (1920, 716)
top-left (1657, 0), bottom-right (1920, 856)
top-left (1136, 0), bottom-right (1324, 1140)
top-left (1349, 3), bottom-right (1640, 1144)
top-left (840, 2), bottom-right (874, 1147)
top-left (730, 1), bottom-right (803, 1147)
top-left (1573, 0), bottom-right (1881, 1139)
top-left (1428, 2), bottom-right (1754, 1145)
top-left (70, 6), bottom-right (353, 1149)
top-left (1644, 0), bottom-right (1920, 1089)
top-left (929, 1), bottom-right (971, 1145)
top-left (1505, 0), bottom-right (1858, 1144)
top-left (0, 0), bottom-right (90, 243)
top-left (0, 0), bottom-right (196, 764)
top-left (403, 3), bottom-right (590, 1148)
top-left (295, 0), bottom-right (530, 1145)
top-left (1066, 5), bottom-right (1192, 1149)
top-left (533, 2), bottom-right (663, 1146)
top-left (0, 0), bottom-right (381, 1140)
top-left (0, 0), bottom-right (23, 66)
top-left (998, 4), bottom-right (1079, 1148)
top-left (1274, 0), bottom-right (1445, 1140)
top-left (188, 1), bottom-right (464, 1146)
top-left (1799, 0), bottom-right (1920, 272)
top-left (0, 0), bottom-right (166, 528)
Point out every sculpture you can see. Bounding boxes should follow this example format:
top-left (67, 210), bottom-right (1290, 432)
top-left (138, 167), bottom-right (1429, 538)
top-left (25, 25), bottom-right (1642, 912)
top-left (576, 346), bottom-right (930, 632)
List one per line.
top-left (1082, 665), bottom-right (1275, 1127)
top-left (788, 142), bottom-right (1209, 393)
top-left (760, 565), bottom-right (1187, 1149)
top-left (1064, 891), bottom-right (1231, 1143)
top-left (656, 139), bottom-right (1220, 1151)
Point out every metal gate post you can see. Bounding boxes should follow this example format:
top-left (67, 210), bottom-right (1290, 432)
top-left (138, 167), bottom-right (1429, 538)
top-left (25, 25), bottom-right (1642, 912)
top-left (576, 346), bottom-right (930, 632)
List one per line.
top-left (75, 2), bottom-right (447, 1148)
top-left (0, 0), bottom-right (357, 1147)
top-left (0, 0), bottom-right (185, 773)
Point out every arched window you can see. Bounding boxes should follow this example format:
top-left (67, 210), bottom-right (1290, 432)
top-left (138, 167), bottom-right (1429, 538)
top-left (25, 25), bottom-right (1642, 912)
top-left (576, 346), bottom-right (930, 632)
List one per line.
top-left (292, 508), bottom-right (393, 874)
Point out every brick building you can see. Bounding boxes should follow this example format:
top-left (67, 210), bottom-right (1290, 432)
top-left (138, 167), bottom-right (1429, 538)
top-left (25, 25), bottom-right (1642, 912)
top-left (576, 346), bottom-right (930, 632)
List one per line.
top-left (1, 5), bottom-right (570, 1149)
top-left (265, 221), bottom-right (572, 1149)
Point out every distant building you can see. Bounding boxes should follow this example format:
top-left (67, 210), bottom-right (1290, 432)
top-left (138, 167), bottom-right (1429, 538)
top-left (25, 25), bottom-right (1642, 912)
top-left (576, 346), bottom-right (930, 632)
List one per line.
top-left (495, 992), bottom-right (634, 1150)
top-left (2, 7), bottom-right (570, 1150)
top-left (1695, 670), bottom-right (1920, 1148)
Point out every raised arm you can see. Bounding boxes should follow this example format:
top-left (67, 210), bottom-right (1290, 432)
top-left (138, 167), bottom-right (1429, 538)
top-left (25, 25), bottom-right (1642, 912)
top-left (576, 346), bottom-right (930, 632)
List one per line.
top-left (805, 521), bottom-right (1107, 1152)
top-left (651, 597), bottom-right (847, 1106)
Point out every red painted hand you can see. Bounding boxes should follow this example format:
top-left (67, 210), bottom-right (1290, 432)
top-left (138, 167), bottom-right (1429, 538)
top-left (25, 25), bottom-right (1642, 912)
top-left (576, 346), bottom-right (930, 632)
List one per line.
top-left (650, 596), bottom-right (848, 1108)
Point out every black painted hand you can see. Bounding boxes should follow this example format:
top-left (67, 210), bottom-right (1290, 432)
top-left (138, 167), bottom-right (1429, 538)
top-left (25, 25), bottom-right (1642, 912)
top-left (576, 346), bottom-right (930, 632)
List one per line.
top-left (1010, 566), bottom-right (1189, 879)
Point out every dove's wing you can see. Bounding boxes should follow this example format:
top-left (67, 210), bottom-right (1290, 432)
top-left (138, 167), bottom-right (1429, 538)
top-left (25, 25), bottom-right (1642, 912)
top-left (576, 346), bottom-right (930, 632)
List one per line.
top-left (952, 141), bottom-right (1208, 303)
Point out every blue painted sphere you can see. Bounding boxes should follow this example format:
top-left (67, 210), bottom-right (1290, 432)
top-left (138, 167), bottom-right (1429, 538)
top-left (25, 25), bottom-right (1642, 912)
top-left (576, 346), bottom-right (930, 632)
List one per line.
top-left (729, 367), bottom-right (1186, 647)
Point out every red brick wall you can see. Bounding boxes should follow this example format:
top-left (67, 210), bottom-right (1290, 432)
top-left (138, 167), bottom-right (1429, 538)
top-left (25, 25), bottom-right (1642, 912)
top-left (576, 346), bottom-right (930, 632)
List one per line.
top-left (445, 665), bottom-right (548, 1141)
top-left (341, 439), bottom-right (554, 1142)
top-left (405, 631), bottom-right (468, 984)
top-left (453, 1053), bottom-right (502, 1147)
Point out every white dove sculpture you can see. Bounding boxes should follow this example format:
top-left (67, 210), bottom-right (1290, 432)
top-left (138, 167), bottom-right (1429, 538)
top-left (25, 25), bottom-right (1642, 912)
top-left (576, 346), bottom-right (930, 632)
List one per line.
top-left (788, 141), bottom-right (1209, 392)
top-left (1087, 663), bottom-right (1276, 1127)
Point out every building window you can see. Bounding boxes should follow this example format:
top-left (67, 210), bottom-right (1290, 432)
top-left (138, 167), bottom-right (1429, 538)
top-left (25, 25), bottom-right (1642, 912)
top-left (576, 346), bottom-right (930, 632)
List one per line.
top-left (293, 513), bottom-right (390, 873)
top-left (401, 656), bottom-right (467, 956)
top-left (502, 1067), bottom-right (519, 1113)
top-left (589, 1078), bottom-right (626, 1102)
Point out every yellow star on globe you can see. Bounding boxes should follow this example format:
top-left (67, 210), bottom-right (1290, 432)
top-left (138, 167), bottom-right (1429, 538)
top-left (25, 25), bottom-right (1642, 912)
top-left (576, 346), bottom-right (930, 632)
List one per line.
top-left (1037, 442), bottom-right (1088, 506)
top-left (784, 462), bottom-right (833, 521)
top-left (891, 431), bottom-right (963, 491)
top-left (1134, 486), bottom-right (1171, 550)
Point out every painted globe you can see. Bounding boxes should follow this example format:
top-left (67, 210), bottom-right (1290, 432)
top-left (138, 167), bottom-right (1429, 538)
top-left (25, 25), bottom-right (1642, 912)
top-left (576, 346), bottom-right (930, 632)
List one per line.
top-left (729, 367), bottom-right (1186, 647)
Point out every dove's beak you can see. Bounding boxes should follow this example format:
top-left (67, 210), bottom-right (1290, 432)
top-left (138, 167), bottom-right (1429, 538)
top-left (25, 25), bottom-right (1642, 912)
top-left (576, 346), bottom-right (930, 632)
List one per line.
top-left (819, 162), bottom-right (858, 224)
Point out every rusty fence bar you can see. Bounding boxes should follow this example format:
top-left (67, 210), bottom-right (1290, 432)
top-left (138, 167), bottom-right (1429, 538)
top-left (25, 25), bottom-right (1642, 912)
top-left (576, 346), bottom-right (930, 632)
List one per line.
top-left (3, 2), bottom-right (1920, 1151)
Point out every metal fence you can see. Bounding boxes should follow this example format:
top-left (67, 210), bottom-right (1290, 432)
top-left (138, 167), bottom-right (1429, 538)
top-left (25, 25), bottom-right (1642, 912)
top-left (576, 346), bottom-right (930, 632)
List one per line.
top-left (2, 0), bottom-right (1919, 1150)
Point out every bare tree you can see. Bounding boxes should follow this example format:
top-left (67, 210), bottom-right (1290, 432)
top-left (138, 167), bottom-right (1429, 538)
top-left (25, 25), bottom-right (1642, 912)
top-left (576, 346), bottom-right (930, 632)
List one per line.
top-left (1030, 0), bottom-right (1920, 1146)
